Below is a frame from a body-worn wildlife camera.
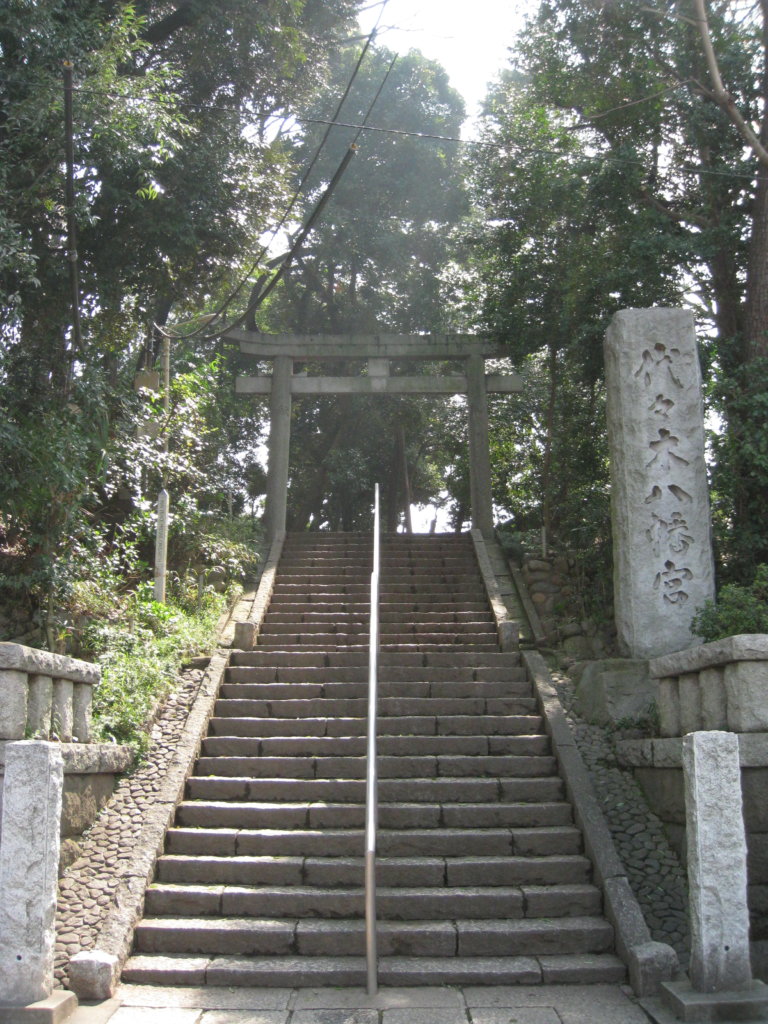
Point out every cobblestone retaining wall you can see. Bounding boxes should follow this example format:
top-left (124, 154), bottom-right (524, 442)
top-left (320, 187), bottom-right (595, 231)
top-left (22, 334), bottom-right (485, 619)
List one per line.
top-left (520, 551), bottom-right (612, 658)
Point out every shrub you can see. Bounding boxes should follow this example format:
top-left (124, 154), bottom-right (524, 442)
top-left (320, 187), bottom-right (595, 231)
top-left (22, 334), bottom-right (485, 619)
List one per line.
top-left (86, 584), bottom-right (234, 753)
top-left (692, 564), bottom-right (768, 642)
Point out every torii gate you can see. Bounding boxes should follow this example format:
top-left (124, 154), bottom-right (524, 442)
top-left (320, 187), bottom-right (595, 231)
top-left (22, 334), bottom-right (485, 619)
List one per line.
top-left (230, 331), bottom-right (522, 541)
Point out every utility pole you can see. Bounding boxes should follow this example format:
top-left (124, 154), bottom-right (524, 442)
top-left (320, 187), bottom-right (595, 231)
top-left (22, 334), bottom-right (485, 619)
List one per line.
top-left (62, 61), bottom-right (82, 396)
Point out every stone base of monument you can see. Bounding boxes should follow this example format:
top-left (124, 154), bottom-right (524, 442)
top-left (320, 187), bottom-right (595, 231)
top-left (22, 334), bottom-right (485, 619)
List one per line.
top-left (642, 979), bottom-right (768, 1022)
top-left (0, 990), bottom-right (78, 1024)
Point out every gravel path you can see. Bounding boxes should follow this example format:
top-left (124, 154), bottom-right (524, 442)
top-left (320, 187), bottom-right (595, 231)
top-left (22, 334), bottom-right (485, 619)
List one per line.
top-left (54, 666), bottom-right (208, 989)
top-left (550, 667), bottom-right (690, 964)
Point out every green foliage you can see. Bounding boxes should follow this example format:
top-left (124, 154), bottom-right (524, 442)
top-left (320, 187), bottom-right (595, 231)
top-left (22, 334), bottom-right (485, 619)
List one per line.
top-left (498, 0), bottom-right (768, 583)
top-left (257, 45), bottom-right (469, 530)
top-left (709, 359), bottom-right (768, 579)
top-left (692, 565), bottom-right (768, 643)
top-left (87, 584), bottom-right (231, 753)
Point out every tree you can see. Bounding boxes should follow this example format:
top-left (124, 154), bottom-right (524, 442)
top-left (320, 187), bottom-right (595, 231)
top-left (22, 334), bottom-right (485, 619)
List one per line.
top-left (258, 45), bottom-right (469, 530)
top-left (508, 0), bottom-right (768, 578)
top-left (0, 0), bottom-right (360, 633)
top-left (462, 72), bottom-right (680, 546)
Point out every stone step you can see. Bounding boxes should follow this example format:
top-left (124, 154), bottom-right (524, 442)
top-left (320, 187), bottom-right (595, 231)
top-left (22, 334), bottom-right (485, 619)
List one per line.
top-left (230, 651), bottom-right (522, 668)
top-left (225, 666), bottom-right (527, 685)
top-left (262, 610), bottom-right (495, 624)
top-left (174, 799), bottom-right (571, 831)
top-left (260, 601), bottom-right (494, 615)
top-left (259, 620), bottom-right (498, 635)
top-left (213, 696), bottom-right (538, 718)
top-left (206, 714), bottom-right (544, 738)
top-left (155, 853), bottom-right (588, 888)
top-left (253, 641), bottom-right (502, 654)
top-left (133, 914), bottom-right (613, 958)
top-left (165, 826), bottom-right (581, 859)
top-left (267, 587), bottom-right (488, 602)
top-left (277, 559), bottom-right (479, 573)
top-left (199, 734), bottom-right (550, 758)
top-left (144, 882), bottom-right (602, 921)
top-left (255, 632), bottom-right (499, 648)
top-left (183, 775), bottom-right (565, 804)
top-left (122, 951), bottom-right (626, 988)
top-left (217, 680), bottom-right (529, 701)
top-left (193, 753), bottom-right (558, 780)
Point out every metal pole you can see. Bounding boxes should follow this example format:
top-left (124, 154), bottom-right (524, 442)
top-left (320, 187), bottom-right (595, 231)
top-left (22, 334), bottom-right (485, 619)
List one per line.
top-left (365, 484), bottom-right (381, 994)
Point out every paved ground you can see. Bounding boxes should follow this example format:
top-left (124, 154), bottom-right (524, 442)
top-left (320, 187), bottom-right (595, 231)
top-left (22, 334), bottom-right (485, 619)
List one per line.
top-left (71, 984), bottom-right (652, 1024)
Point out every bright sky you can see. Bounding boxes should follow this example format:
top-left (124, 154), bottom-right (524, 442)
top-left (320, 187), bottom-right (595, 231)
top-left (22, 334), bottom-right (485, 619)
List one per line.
top-left (360, 0), bottom-right (536, 127)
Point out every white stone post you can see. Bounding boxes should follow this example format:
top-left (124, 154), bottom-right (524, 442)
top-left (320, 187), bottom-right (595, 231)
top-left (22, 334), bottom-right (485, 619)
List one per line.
top-left (660, 731), bottom-right (768, 1022)
top-left (685, 731), bottom-right (752, 991)
top-left (604, 309), bottom-right (715, 659)
top-left (153, 487), bottom-right (170, 604)
top-left (0, 742), bottom-right (63, 1006)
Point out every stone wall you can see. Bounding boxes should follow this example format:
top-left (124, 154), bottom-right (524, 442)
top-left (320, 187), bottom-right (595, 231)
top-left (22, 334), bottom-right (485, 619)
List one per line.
top-left (616, 634), bottom-right (768, 978)
top-left (520, 550), bottom-right (613, 659)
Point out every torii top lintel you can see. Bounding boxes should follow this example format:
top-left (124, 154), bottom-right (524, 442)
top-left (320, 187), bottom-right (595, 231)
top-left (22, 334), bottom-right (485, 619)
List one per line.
top-left (228, 330), bottom-right (505, 360)
top-left (230, 331), bottom-right (522, 396)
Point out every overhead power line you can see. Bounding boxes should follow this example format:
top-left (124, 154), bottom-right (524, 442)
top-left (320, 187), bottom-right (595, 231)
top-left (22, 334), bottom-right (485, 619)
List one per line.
top-left (155, 0), bottom-right (393, 345)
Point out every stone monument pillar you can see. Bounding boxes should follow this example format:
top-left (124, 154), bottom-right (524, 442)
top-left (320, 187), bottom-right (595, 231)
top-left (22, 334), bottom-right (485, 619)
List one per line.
top-left (604, 308), bottom-right (715, 659)
top-left (0, 742), bottom-right (64, 1007)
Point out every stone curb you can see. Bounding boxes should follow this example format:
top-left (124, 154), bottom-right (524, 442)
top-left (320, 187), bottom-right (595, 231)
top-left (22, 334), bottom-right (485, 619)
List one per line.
top-left (649, 634), bottom-right (768, 678)
top-left (0, 743), bottom-right (133, 773)
top-left (0, 644), bottom-right (100, 686)
top-left (617, 732), bottom-right (768, 769)
top-left (67, 651), bottom-right (230, 1001)
top-left (470, 530), bottom-right (518, 651)
top-left (233, 531), bottom-right (286, 651)
top-left (522, 648), bottom-right (679, 997)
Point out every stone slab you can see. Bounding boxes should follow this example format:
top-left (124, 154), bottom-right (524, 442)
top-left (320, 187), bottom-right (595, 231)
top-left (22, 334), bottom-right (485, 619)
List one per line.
top-left (684, 731), bottom-right (753, 992)
top-left (469, 1011), bottom-right (559, 1024)
top-left (116, 985), bottom-right (291, 1010)
top-left (0, 990), bottom-right (78, 1024)
top-left (0, 645), bottom-right (100, 686)
top-left (573, 659), bottom-right (653, 727)
top-left (660, 978), bottom-right (768, 1022)
top-left (463, 984), bottom-right (651, 1023)
top-left (605, 308), bottom-right (715, 659)
top-left (291, 987), bottom-right (463, 1010)
top-left (650, 635), bottom-right (768, 678)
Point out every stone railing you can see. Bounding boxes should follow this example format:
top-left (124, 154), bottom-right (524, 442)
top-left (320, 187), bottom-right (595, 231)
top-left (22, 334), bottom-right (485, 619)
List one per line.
top-left (650, 634), bottom-right (768, 737)
top-left (0, 643), bottom-right (101, 743)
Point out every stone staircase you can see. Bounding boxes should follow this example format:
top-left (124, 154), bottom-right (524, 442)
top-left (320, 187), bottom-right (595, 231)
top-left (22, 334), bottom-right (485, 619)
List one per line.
top-left (122, 532), bottom-right (625, 987)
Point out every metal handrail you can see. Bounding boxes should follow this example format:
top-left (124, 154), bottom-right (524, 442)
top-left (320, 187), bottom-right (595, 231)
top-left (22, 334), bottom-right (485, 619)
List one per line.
top-left (365, 484), bottom-right (381, 995)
